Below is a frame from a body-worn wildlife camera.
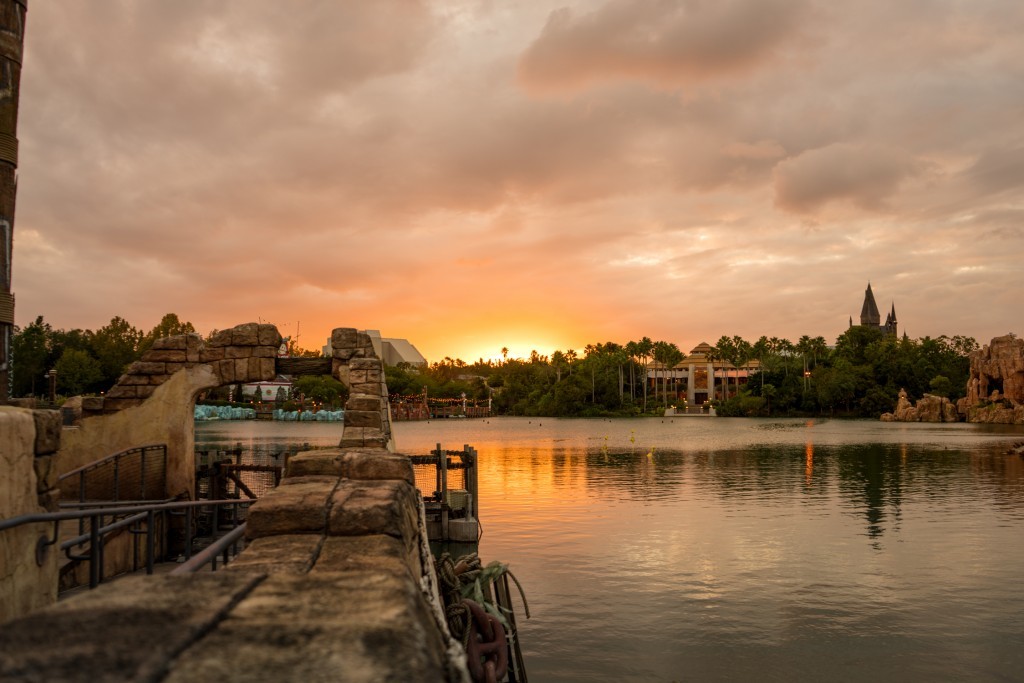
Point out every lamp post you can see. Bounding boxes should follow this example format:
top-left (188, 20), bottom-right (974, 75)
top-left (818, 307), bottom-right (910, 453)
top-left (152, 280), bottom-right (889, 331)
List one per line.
top-left (46, 368), bottom-right (56, 404)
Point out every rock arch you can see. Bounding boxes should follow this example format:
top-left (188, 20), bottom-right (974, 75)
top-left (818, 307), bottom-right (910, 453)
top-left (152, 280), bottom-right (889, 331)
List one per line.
top-left (61, 324), bottom-right (393, 500)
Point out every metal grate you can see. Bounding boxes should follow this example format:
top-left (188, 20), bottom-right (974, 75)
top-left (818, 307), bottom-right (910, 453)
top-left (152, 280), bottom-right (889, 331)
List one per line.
top-left (59, 444), bottom-right (167, 503)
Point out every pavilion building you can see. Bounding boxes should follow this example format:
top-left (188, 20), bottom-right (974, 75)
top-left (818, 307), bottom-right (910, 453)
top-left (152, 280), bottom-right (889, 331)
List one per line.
top-left (646, 342), bottom-right (760, 406)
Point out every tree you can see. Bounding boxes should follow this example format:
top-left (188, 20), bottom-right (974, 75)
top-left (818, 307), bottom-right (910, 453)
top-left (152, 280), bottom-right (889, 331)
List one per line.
top-left (11, 316), bottom-right (51, 396)
top-left (292, 375), bottom-right (348, 408)
top-left (91, 316), bottom-right (142, 387)
top-left (141, 313), bottom-right (196, 352)
top-left (54, 348), bottom-right (102, 396)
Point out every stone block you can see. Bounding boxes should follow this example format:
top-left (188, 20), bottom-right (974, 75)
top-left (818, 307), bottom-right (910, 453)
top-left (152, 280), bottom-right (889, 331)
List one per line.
top-left (207, 329), bottom-right (233, 347)
top-left (143, 349), bottom-right (187, 363)
top-left (245, 479), bottom-right (337, 539)
top-left (327, 480), bottom-right (419, 546)
top-left (161, 572), bottom-right (447, 683)
top-left (286, 449), bottom-right (347, 478)
top-left (32, 410), bottom-right (61, 455)
top-left (234, 359), bottom-right (249, 381)
top-left (351, 382), bottom-right (386, 396)
top-left (259, 357), bottom-right (275, 379)
top-left (339, 426), bottom-right (388, 449)
top-left (148, 374), bottom-right (173, 385)
top-left (33, 454), bottom-right (58, 492)
top-left (231, 323), bottom-right (261, 346)
top-left (252, 346), bottom-right (276, 358)
top-left (247, 357), bottom-right (262, 379)
top-left (185, 334), bottom-right (202, 363)
top-left (349, 369), bottom-right (368, 384)
top-left (216, 359), bottom-right (235, 384)
top-left (257, 324), bottom-right (281, 346)
top-left (81, 396), bottom-right (104, 411)
top-left (104, 384), bottom-right (138, 399)
top-left (102, 398), bottom-right (142, 412)
top-left (199, 347), bottom-right (225, 362)
top-left (0, 573), bottom-right (265, 682)
top-left (331, 327), bottom-right (360, 350)
top-left (333, 362), bottom-right (350, 387)
top-left (152, 335), bottom-right (187, 351)
top-left (330, 347), bottom-right (356, 361)
top-left (313, 534), bottom-right (419, 580)
top-left (225, 346), bottom-right (252, 359)
top-left (350, 357), bottom-right (382, 371)
top-left (346, 393), bottom-right (383, 412)
top-left (134, 361), bottom-right (168, 375)
top-left (227, 535), bottom-right (321, 574)
top-left (345, 410), bottom-right (383, 430)
top-left (343, 449), bottom-right (412, 483)
top-left (136, 385), bottom-right (156, 399)
top-left (286, 448), bottom-right (414, 484)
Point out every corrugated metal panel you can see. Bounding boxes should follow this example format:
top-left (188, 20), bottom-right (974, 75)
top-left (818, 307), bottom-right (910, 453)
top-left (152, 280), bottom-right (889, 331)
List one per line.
top-left (0, 291), bottom-right (13, 324)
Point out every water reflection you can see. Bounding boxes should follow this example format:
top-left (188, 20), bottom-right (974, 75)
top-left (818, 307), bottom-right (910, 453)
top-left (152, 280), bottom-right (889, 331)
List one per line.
top-left (196, 418), bottom-right (1024, 682)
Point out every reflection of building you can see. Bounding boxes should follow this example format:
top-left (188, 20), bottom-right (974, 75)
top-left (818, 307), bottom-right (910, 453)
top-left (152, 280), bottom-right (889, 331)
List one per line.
top-left (850, 283), bottom-right (897, 336)
top-left (646, 342), bottom-right (760, 405)
top-left (323, 330), bottom-right (427, 367)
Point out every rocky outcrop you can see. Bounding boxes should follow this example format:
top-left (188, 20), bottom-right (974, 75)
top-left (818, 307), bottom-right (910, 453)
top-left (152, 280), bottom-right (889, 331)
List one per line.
top-left (880, 389), bottom-right (958, 422)
top-left (957, 334), bottom-right (1024, 425)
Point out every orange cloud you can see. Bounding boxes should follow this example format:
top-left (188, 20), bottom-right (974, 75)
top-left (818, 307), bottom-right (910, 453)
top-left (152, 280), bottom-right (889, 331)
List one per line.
top-left (518, 0), bottom-right (804, 93)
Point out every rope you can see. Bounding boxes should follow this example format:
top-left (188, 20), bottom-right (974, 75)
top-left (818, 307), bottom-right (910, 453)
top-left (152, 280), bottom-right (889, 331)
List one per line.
top-left (435, 552), bottom-right (479, 647)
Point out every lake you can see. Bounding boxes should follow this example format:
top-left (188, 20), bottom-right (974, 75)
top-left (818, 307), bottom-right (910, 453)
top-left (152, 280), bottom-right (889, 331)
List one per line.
top-left (196, 417), bottom-right (1024, 682)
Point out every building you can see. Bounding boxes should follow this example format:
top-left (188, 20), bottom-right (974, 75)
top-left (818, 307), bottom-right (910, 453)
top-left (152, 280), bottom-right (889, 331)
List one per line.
top-left (850, 283), bottom-right (897, 336)
top-left (646, 342), bottom-right (761, 405)
top-left (323, 330), bottom-right (427, 367)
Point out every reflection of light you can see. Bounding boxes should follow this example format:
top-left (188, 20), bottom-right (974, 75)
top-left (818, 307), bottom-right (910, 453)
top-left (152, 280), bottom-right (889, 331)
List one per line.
top-left (805, 441), bottom-right (814, 484)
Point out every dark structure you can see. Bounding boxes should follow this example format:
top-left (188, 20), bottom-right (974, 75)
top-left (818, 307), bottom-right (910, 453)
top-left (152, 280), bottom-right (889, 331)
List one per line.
top-left (849, 283), bottom-right (897, 336)
top-left (0, 0), bottom-right (26, 403)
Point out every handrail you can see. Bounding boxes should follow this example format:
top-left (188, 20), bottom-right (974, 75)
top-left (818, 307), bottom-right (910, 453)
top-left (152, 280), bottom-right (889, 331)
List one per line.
top-left (57, 443), bottom-right (168, 480)
top-left (0, 498), bottom-right (255, 589)
top-left (171, 524), bottom-right (248, 574)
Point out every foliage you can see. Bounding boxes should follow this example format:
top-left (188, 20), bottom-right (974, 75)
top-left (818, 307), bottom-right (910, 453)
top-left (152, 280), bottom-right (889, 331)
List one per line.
top-left (292, 374), bottom-right (348, 408)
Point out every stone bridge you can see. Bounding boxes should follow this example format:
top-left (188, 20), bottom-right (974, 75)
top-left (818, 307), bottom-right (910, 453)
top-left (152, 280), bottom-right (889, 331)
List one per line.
top-left (0, 325), bottom-right (473, 682)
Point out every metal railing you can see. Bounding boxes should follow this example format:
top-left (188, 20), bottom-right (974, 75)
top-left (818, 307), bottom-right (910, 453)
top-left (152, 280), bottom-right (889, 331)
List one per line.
top-left (58, 443), bottom-right (167, 504)
top-left (0, 499), bottom-right (254, 591)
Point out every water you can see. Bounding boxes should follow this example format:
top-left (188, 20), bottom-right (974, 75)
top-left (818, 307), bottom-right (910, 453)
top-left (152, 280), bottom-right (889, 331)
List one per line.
top-left (195, 417), bottom-right (1024, 682)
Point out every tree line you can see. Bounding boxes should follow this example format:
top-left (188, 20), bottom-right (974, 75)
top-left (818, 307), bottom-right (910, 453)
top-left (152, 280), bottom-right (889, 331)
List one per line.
top-left (386, 329), bottom-right (978, 419)
top-left (12, 313), bottom-right (978, 419)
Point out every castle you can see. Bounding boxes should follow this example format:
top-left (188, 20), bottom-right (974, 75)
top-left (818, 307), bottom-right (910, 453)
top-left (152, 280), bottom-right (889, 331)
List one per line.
top-left (850, 283), bottom-right (897, 336)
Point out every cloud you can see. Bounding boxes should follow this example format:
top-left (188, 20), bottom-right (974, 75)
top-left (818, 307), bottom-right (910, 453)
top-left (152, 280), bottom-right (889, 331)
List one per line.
top-left (772, 143), bottom-right (921, 214)
top-left (517, 0), bottom-right (805, 92)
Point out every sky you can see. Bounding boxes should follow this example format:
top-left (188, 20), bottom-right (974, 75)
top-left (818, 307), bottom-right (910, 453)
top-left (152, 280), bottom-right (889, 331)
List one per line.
top-left (11, 0), bottom-right (1024, 363)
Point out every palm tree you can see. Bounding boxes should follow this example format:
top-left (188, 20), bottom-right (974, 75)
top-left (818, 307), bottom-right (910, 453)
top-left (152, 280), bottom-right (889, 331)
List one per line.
top-left (637, 337), bottom-right (653, 411)
top-left (501, 347), bottom-right (509, 365)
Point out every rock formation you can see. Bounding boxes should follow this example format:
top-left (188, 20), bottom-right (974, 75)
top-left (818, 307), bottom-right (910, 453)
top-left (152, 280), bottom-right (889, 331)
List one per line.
top-left (957, 334), bottom-right (1024, 425)
top-left (881, 389), bottom-right (957, 422)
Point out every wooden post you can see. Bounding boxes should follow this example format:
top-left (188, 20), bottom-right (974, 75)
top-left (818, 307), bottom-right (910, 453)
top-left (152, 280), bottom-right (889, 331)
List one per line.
top-left (437, 443), bottom-right (448, 540)
top-left (467, 445), bottom-right (479, 521)
top-left (0, 0), bottom-right (26, 402)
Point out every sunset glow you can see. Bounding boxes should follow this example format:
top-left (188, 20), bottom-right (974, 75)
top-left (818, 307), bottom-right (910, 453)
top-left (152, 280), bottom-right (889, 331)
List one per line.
top-left (12, 1), bottom-right (1024, 362)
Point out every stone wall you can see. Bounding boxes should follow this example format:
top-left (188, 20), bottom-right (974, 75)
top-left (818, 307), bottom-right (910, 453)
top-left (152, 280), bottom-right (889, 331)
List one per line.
top-left (0, 407), bottom-right (62, 621)
top-left (331, 328), bottom-right (395, 451)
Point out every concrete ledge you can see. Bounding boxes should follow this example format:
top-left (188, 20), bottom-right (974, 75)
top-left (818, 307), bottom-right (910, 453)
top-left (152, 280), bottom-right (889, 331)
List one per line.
top-left (0, 573), bottom-right (264, 681)
top-left (227, 535), bottom-right (322, 574)
top-left (163, 572), bottom-right (450, 683)
top-left (245, 479), bottom-right (337, 539)
top-left (313, 534), bottom-right (421, 581)
top-left (286, 448), bottom-right (414, 484)
top-left (328, 480), bottom-right (419, 547)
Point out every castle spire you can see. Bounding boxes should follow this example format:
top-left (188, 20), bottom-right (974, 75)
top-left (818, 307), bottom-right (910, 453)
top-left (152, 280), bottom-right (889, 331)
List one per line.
top-left (860, 283), bottom-right (881, 326)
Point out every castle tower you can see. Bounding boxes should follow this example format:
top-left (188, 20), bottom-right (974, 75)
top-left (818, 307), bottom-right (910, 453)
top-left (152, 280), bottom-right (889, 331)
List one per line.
top-left (860, 283), bottom-right (881, 326)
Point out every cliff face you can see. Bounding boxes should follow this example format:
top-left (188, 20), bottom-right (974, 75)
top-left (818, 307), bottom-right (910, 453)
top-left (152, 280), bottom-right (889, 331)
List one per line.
top-left (957, 334), bottom-right (1024, 425)
top-left (964, 334), bottom-right (1024, 405)
top-left (881, 390), bottom-right (957, 422)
